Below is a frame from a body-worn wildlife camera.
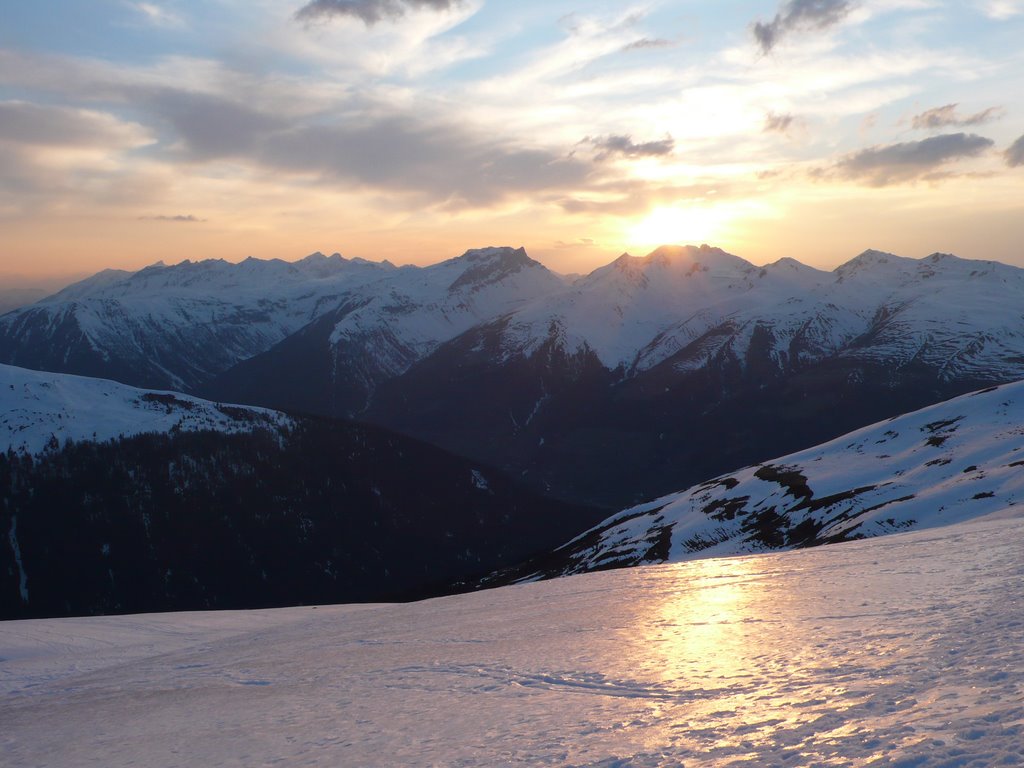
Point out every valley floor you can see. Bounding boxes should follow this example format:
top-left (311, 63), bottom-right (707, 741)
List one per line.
top-left (2, 517), bottom-right (1024, 767)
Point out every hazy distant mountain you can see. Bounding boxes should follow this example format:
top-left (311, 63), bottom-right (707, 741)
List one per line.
top-left (0, 288), bottom-right (48, 315)
top-left (0, 253), bottom-right (396, 390)
top-left (0, 363), bottom-right (602, 619)
top-left (490, 379), bottom-right (1024, 582)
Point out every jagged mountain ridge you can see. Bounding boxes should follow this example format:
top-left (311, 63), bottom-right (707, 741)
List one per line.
top-left (365, 246), bottom-right (1024, 505)
top-left (201, 246), bottom-right (566, 414)
top-left (0, 247), bottom-right (562, 394)
top-left (489, 380), bottom-right (1024, 582)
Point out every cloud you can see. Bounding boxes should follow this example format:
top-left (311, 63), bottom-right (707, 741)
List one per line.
top-left (1006, 135), bottom-right (1024, 167)
top-left (126, 2), bottom-right (183, 28)
top-left (295, 0), bottom-right (460, 25)
top-left (260, 114), bottom-right (590, 206)
top-left (764, 112), bottom-right (795, 133)
top-left (557, 180), bottom-right (728, 217)
top-left (554, 237), bottom-right (598, 249)
top-left (834, 133), bottom-right (995, 185)
top-left (140, 214), bottom-right (206, 222)
top-left (753, 0), bottom-right (854, 53)
top-left (130, 86), bottom-right (595, 207)
top-left (911, 104), bottom-right (1004, 130)
top-left (0, 47), bottom-right (595, 210)
top-left (0, 101), bottom-right (150, 148)
top-left (583, 135), bottom-right (675, 161)
top-left (136, 88), bottom-right (287, 159)
top-left (622, 37), bottom-right (675, 52)
top-left (980, 1), bottom-right (1024, 20)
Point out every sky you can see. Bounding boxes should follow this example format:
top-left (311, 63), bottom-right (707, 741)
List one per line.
top-left (1, 0), bottom-right (1023, 284)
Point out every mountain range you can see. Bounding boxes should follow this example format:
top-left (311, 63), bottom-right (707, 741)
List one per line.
top-left (6, 243), bottom-right (1022, 506)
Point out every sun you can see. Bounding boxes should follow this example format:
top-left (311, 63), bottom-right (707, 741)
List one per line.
top-left (627, 204), bottom-right (733, 250)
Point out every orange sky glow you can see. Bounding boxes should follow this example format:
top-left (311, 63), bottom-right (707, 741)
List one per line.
top-left (2, 1), bottom-right (1023, 286)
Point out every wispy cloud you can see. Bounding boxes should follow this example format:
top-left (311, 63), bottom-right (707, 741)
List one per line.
top-left (0, 101), bottom-right (151, 148)
top-left (295, 0), bottom-right (461, 25)
top-left (834, 132), bottom-right (994, 185)
top-left (979, 0), bottom-right (1024, 20)
top-left (911, 103), bottom-right (1004, 130)
top-left (1006, 134), bottom-right (1024, 167)
top-left (582, 134), bottom-right (675, 161)
top-left (764, 112), bottom-right (796, 133)
top-left (621, 37), bottom-right (675, 52)
top-left (753, 0), bottom-right (854, 54)
top-left (125, 2), bottom-right (183, 28)
top-left (140, 214), bottom-right (206, 222)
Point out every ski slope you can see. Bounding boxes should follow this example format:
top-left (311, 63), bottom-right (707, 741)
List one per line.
top-left (3, 516), bottom-right (1022, 767)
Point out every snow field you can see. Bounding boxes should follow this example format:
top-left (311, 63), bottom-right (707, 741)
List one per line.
top-left (2, 516), bottom-right (1022, 767)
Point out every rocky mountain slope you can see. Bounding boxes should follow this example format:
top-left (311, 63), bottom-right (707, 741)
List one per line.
top-left (493, 380), bottom-right (1024, 581)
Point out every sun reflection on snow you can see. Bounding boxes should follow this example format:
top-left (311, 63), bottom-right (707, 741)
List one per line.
top-left (617, 554), bottom-right (933, 764)
top-left (622, 555), bottom-right (825, 760)
top-left (644, 557), bottom-right (765, 689)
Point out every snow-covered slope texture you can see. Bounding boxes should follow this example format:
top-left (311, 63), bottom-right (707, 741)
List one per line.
top-left (0, 247), bottom-right (565, 396)
top-left (202, 246), bottom-right (567, 413)
top-left (506, 380), bottom-right (1024, 578)
top-left (0, 363), bottom-right (290, 455)
top-left (3, 516), bottom-right (1023, 767)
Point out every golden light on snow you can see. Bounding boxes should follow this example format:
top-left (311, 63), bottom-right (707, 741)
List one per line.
top-left (644, 556), bottom-right (764, 689)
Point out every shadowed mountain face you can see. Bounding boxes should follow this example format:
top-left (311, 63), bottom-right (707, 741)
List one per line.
top-left (0, 389), bottom-right (604, 620)
top-left (6, 246), bottom-right (1024, 507)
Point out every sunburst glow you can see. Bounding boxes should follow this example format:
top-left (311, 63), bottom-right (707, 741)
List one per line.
top-left (627, 205), bottom-right (734, 250)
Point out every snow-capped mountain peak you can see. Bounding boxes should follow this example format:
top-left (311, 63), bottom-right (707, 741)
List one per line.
top-left (446, 246), bottom-right (542, 292)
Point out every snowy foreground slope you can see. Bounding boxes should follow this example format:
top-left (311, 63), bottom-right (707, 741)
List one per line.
top-left (514, 380), bottom-right (1024, 578)
top-left (3, 517), bottom-right (1023, 766)
top-left (0, 363), bottom-right (290, 454)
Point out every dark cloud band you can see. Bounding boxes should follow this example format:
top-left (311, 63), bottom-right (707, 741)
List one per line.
top-left (753, 0), bottom-right (853, 54)
top-left (911, 104), bottom-right (1004, 131)
top-left (583, 135), bottom-right (675, 161)
top-left (295, 0), bottom-right (459, 25)
top-left (764, 112), bottom-right (795, 133)
top-left (835, 133), bottom-right (994, 185)
top-left (1006, 135), bottom-right (1024, 168)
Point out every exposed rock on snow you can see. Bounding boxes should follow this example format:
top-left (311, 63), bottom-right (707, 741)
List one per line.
top-left (512, 379), bottom-right (1024, 577)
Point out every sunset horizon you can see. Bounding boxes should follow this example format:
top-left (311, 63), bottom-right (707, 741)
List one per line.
top-left (3, 0), bottom-right (1023, 285)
